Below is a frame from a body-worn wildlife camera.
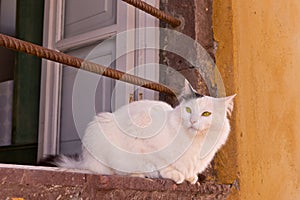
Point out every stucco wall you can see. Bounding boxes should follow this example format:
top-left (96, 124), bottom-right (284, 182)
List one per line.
top-left (213, 0), bottom-right (300, 199)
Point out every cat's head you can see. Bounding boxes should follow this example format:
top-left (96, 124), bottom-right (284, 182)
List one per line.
top-left (178, 95), bottom-right (235, 133)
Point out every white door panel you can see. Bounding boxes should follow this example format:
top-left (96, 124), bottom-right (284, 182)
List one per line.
top-left (64, 0), bottom-right (116, 38)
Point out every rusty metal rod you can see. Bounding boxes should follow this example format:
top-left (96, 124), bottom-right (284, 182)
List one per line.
top-left (122, 0), bottom-right (181, 27)
top-left (0, 33), bottom-right (175, 96)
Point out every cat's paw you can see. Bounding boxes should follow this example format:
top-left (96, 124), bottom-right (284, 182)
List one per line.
top-left (174, 175), bottom-right (185, 184)
top-left (160, 169), bottom-right (185, 184)
top-left (168, 172), bottom-right (185, 184)
top-left (186, 175), bottom-right (198, 184)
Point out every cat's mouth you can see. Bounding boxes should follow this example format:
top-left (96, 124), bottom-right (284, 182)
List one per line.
top-left (188, 126), bottom-right (199, 132)
top-left (188, 126), bottom-right (210, 135)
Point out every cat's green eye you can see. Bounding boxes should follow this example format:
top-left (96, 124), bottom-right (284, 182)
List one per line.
top-left (201, 111), bottom-right (211, 117)
top-left (185, 107), bottom-right (192, 113)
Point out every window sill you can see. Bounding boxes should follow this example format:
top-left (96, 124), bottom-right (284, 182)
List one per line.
top-left (0, 164), bottom-right (230, 199)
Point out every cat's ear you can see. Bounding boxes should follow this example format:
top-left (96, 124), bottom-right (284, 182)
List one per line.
top-left (224, 94), bottom-right (236, 116)
top-left (178, 80), bottom-right (203, 101)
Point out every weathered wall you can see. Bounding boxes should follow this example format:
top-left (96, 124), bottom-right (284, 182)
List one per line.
top-left (213, 0), bottom-right (300, 199)
top-left (159, 0), bottom-right (210, 107)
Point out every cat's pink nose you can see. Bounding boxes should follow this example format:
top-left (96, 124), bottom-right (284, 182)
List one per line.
top-left (190, 119), bottom-right (197, 124)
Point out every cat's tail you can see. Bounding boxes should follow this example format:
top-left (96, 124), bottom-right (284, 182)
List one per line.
top-left (39, 154), bottom-right (82, 169)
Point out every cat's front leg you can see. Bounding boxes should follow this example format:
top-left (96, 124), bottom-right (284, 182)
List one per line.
top-left (160, 167), bottom-right (185, 184)
top-left (186, 174), bottom-right (198, 184)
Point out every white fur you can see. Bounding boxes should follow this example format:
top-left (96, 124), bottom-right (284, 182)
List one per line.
top-left (56, 95), bottom-right (235, 184)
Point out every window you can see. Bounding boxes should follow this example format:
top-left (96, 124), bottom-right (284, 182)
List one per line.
top-left (0, 0), bottom-right (16, 146)
top-left (0, 0), bottom-right (44, 164)
top-left (38, 0), bottom-right (159, 159)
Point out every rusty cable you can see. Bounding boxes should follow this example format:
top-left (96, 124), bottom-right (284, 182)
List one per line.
top-left (0, 33), bottom-right (175, 96)
top-left (122, 0), bottom-right (181, 27)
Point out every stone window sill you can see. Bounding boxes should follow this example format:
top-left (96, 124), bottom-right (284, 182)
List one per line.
top-left (0, 164), bottom-right (230, 199)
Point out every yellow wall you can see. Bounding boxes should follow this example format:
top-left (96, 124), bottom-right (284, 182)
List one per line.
top-left (213, 0), bottom-right (300, 199)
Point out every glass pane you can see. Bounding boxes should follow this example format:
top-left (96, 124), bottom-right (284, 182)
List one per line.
top-left (0, 0), bottom-right (16, 146)
top-left (59, 39), bottom-right (116, 154)
top-left (64, 0), bottom-right (117, 38)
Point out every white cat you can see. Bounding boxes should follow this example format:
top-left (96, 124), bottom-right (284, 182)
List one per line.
top-left (43, 94), bottom-right (235, 184)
